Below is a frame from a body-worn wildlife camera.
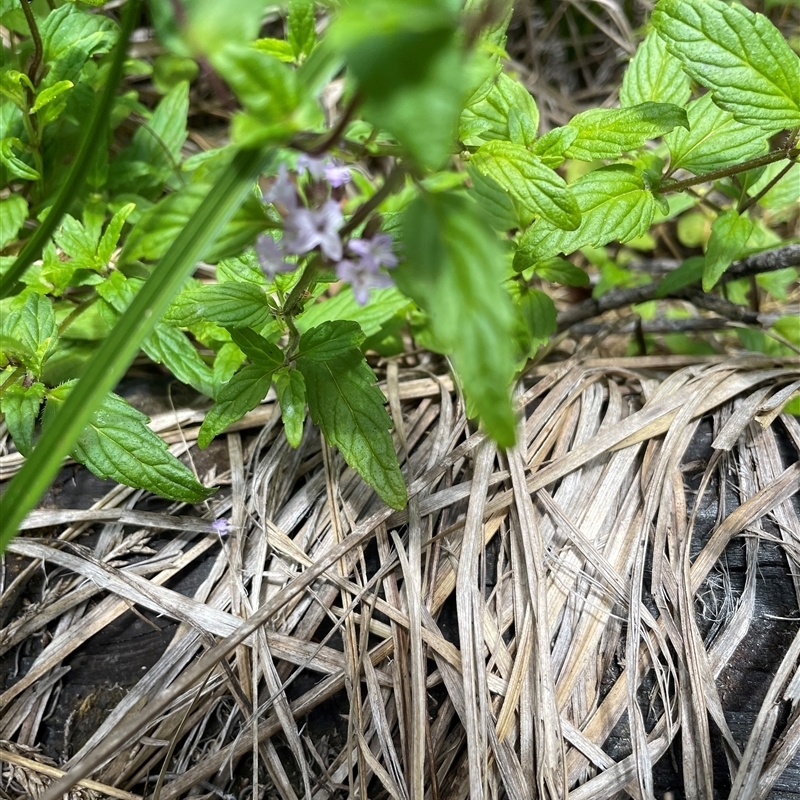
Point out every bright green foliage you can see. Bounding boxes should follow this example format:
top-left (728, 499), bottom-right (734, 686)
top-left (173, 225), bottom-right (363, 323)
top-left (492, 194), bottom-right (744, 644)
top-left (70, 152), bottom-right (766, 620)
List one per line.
top-left (466, 166), bottom-right (518, 231)
top-left (664, 94), bottom-right (769, 176)
top-left (0, 195), bottom-right (26, 248)
top-left (703, 210), bottom-right (754, 291)
top-left (620, 31), bottom-right (691, 108)
top-left (460, 72), bottom-right (540, 145)
top-left (165, 282), bottom-right (271, 329)
top-left (564, 102), bottom-right (689, 161)
top-left (520, 165), bottom-right (657, 260)
top-left (198, 364), bottom-right (276, 448)
top-left (517, 288), bottom-right (557, 353)
top-left (228, 328), bottom-right (284, 368)
top-left (274, 366), bottom-right (307, 448)
top-left (531, 127), bottom-right (578, 168)
top-left (1, 293), bottom-right (58, 376)
top-left (329, 0), bottom-right (463, 169)
top-left (297, 287), bottom-right (411, 338)
top-left (287, 0), bottom-right (317, 61)
top-left (44, 382), bottom-right (214, 502)
top-left (652, 0), bottom-right (800, 132)
top-left (397, 193), bottom-right (517, 447)
top-left (297, 321), bottom-right (407, 510)
top-left (531, 258), bottom-right (590, 287)
top-left (0, 381), bottom-right (45, 457)
top-left (471, 141), bottom-right (580, 229)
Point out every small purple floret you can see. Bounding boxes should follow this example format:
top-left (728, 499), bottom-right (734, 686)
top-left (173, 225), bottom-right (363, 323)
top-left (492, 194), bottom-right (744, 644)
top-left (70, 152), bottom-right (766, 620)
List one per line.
top-left (336, 258), bottom-right (394, 305)
top-left (283, 200), bottom-right (344, 261)
top-left (347, 234), bottom-right (398, 270)
top-left (256, 234), bottom-right (294, 280)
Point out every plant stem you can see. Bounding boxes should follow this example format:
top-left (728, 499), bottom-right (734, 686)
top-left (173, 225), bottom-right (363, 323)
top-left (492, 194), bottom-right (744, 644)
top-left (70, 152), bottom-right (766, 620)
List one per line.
top-left (340, 163), bottom-right (406, 237)
top-left (19, 0), bottom-right (43, 87)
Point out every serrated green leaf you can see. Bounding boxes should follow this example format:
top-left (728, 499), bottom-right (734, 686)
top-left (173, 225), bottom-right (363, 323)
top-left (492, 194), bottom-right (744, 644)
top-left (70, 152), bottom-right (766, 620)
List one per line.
top-left (54, 214), bottom-right (98, 268)
top-left (655, 256), bottom-right (705, 297)
top-left (287, 0), bottom-right (317, 60)
top-left (466, 165), bottom-right (518, 231)
top-left (532, 257), bottom-right (590, 287)
top-left (228, 328), bottom-right (284, 368)
top-left (216, 250), bottom-right (269, 287)
top-left (0, 194), bottom-right (27, 249)
top-left (31, 80), bottom-right (73, 113)
top-left (0, 137), bottom-right (40, 180)
top-left (97, 203), bottom-right (135, 264)
top-left (4, 293), bottom-right (58, 375)
top-left (297, 286), bottom-right (410, 338)
top-left (520, 165), bottom-right (657, 260)
top-left (396, 192), bottom-right (517, 447)
top-left (297, 320), bottom-right (365, 361)
top-left (329, 0), bottom-right (462, 169)
top-left (212, 341), bottom-right (245, 388)
top-left (164, 282), bottom-right (270, 329)
top-left (565, 102), bottom-right (688, 161)
top-left (531, 126), bottom-right (578, 168)
top-left (122, 183), bottom-right (268, 263)
top-left (703, 209), bottom-right (754, 291)
top-left (44, 382), bottom-right (214, 502)
top-left (198, 364), bottom-right (275, 448)
top-left (1, 381), bottom-right (45, 457)
top-left (297, 346), bottom-right (407, 509)
top-left (145, 324), bottom-right (216, 398)
top-left (254, 37), bottom-right (296, 62)
top-left (664, 94), bottom-right (768, 176)
top-left (652, 0), bottom-right (800, 132)
top-left (620, 30), bottom-right (691, 108)
top-left (459, 71), bottom-right (539, 145)
top-left (274, 366), bottom-right (306, 448)
top-left (471, 141), bottom-right (580, 230)
top-left (518, 288), bottom-right (556, 351)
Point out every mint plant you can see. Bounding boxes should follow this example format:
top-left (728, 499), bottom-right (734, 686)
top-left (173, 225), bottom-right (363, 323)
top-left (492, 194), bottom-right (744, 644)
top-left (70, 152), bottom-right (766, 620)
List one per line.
top-left (1, 0), bottom-right (798, 548)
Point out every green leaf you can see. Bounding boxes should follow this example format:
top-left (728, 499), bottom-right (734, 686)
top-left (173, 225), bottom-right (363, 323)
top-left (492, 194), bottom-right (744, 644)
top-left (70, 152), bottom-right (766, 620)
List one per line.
top-left (254, 37), bottom-right (296, 62)
top-left (287, 0), bottom-right (317, 60)
top-left (0, 69), bottom-right (32, 109)
top-left (329, 0), bottom-right (462, 169)
top-left (703, 209), bottom-right (754, 291)
top-left (180, 0), bottom-right (270, 57)
top-left (216, 250), bottom-right (269, 287)
top-left (664, 94), bottom-right (768, 176)
top-left (1, 293), bottom-right (58, 376)
top-left (297, 286), bottom-right (410, 338)
top-left (54, 214), bottom-right (97, 268)
top-left (466, 166), bottom-right (518, 231)
top-left (564, 102), bottom-right (689, 161)
top-left (747, 161), bottom-right (799, 210)
top-left (228, 328), bottom-right (284, 368)
top-left (518, 288), bottom-right (557, 352)
top-left (122, 183), bottom-right (268, 263)
top-left (0, 137), bottom-right (40, 180)
top-left (652, 0), bottom-right (800, 132)
top-left (396, 192), bottom-right (517, 447)
top-left (620, 30), bottom-right (691, 108)
top-left (212, 341), bottom-right (245, 388)
top-left (44, 383), bottom-right (213, 502)
top-left (0, 194), bottom-right (27, 249)
top-left (198, 364), bottom-right (275, 448)
top-left (297, 325), bottom-right (407, 509)
top-left (519, 165), bottom-right (657, 260)
top-left (471, 141), bottom-right (580, 230)
top-left (145, 324), bottom-right (217, 398)
top-left (532, 257), bottom-right (590, 287)
top-left (655, 256), bottom-right (705, 297)
top-left (296, 319), bottom-right (365, 361)
top-left (1, 381), bottom-right (45, 457)
top-left (459, 71), bottom-right (539, 145)
top-left (531, 126), bottom-right (578, 168)
top-left (97, 203), bottom-right (136, 265)
top-left (164, 282), bottom-right (270, 329)
top-left (31, 80), bottom-right (73, 113)
top-left (274, 366), bottom-right (306, 448)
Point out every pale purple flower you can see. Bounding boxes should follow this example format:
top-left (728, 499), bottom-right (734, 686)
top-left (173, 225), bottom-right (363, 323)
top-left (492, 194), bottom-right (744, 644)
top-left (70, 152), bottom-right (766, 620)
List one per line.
top-left (283, 200), bottom-right (343, 261)
top-left (256, 234), bottom-right (294, 279)
top-left (296, 153), bottom-right (327, 180)
top-left (336, 258), bottom-right (394, 305)
top-left (263, 164), bottom-right (298, 214)
top-left (347, 234), bottom-right (398, 270)
top-left (211, 518), bottom-right (232, 536)
top-left (324, 164), bottom-right (351, 188)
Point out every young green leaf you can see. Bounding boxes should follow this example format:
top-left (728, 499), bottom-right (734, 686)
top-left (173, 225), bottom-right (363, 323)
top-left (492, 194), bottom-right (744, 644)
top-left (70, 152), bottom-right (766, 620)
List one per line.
top-left (397, 192), bottom-right (517, 447)
top-left (564, 102), bottom-right (688, 161)
top-left (0, 138), bottom-right (39, 181)
top-left (471, 141), bottom-right (580, 230)
top-left (228, 328), bottom-right (284, 368)
top-left (31, 80), bottom-right (73, 114)
top-left (466, 166), bottom-right (518, 232)
top-left (664, 94), bottom-right (769, 176)
top-left (459, 72), bottom-right (539, 145)
top-left (44, 383), bottom-right (214, 502)
top-left (296, 319), bottom-right (365, 361)
top-left (531, 126), bottom-right (578, 168)
top-left (254, 37), bottom-right (296, 62)
top-left (0, 195), bottom-right (27, 249)
top-left (652, 0), bottom-right (800, 132)
top-left (287, 0), bottom-right (317, 61)
top-left (519, 165), bottom-right (657, 260)
top-left (164, 282), bottom-right (271, 329)
top-left (54, 214), bottom-right (98, 268)
top-left (532, 257), bottom-right (590, 287)
top-left (297, 286), bottom-right (410, 338)
top-left (198, 364), bottom-right (275, 448)
top-left (620, 30), bottom-right (691, 108)
top-left (1, 381), bottom-right (45, 457)
top-left (703, 209), bottom-right (754, 291)
top-left (274, 366), bottom-right (306, 448)
top-left (2, 293), bottom-right (58, 376)
top-left (296, 329), bottom-right (407, 509)
top-left (97, 203), bottom-right (136, 265)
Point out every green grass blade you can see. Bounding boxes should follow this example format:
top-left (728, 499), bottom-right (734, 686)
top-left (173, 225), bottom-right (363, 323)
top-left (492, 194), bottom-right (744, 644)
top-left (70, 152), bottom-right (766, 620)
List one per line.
top-left (0, 146), bottom-right (274, 550)
top-left (0, 0), bottom-right (140, 299)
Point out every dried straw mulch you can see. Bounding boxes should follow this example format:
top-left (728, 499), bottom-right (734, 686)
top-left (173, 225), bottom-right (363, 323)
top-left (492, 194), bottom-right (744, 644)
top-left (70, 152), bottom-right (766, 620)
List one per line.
top-left (2, 353), bottom-right (800, 800)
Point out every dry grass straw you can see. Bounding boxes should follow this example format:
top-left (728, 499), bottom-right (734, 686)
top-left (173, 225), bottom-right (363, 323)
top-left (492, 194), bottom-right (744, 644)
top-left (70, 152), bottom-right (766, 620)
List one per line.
top-left (2, 354), bottom-right (799, 800)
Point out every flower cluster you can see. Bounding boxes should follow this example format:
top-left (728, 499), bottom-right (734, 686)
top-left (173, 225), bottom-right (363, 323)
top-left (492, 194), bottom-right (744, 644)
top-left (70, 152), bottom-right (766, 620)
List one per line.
top-left (255, 157), bottom-right (398, 305)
